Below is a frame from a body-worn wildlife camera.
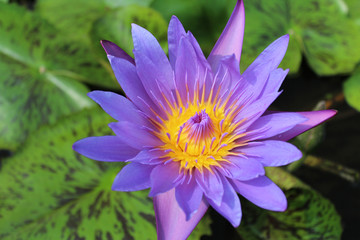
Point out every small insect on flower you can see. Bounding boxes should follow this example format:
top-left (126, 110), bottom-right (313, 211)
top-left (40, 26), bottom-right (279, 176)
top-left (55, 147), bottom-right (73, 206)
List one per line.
top-left (73, 0), bottom-right (336, 239)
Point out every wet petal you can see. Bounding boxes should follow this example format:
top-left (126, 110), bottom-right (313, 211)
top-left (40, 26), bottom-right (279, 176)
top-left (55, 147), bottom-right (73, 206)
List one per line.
top-left (154, 189), bottom-right (209, 240)
top-left (73, 136), bottom-right (138, 162)
top-left (112, 163), bottom-right (153, 191)
top-left (231, 176), bottom-right (287, 211)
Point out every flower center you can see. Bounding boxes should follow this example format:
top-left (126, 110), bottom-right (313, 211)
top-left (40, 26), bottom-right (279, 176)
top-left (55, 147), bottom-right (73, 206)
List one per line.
top-left (182, 110), bottom-right (216, 150)
top-left (149, 81), bottom-right (249, 174)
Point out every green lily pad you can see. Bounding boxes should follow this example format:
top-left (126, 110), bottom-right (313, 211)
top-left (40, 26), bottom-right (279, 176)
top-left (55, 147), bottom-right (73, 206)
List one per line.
top-left (344, 67), bottom-right (360, 111)
top-left (237, 188), bottom-right (342, 239)
top-left (344, 0), bottom-right (360, 25)
top-left (0, 3), bottom-right (124, 150)
top-left (35, 0), bottom-right (153, 42)
top-left (90, 5), bottom-right (168, 58)
top-left (241, 0), bottom-right (360, 76)
top-left (151, 0), bottom-right (236, 56)
top-left (0, 107), bottom-right (211, 239)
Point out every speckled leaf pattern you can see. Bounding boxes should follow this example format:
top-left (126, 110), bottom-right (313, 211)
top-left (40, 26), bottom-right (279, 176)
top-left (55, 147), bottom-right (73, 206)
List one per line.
top-left (151, 0), bottom-right (234, 56)
top-left (344, 0), bottom-right (360, 25)
top-left (344, 67), bottom-right (360, 111)
top-left (35, 0), bottom-right (154, 43)
top-left (0, 108), bottom-right (211, 239)
top-left (240, 0), bottom-right (360, 75)
top-left (0, 3), bottom-right (121, 150)
top-left (237, 188), bottom-right (342, 240)
top-left (90, 5), bottom-right (168, 58)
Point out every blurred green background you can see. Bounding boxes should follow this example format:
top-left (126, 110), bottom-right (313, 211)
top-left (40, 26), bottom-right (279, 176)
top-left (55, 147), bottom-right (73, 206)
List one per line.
top-left (0, 0), bottom-right (359, 239)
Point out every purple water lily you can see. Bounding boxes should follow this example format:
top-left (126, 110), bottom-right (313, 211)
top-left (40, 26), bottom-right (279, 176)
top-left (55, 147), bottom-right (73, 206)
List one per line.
top-left (73, 0), bottom-right (336, 239)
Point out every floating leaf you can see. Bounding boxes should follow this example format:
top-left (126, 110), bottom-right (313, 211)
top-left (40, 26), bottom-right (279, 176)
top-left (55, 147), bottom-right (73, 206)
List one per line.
top-left (90, 5), bottom-right (168, 58)
top-left (35, 0), bottom-right (153, 42)
top-left (151, 0), bottom-right (234, 55)
top-left (344, 0), bottom-right (360, 25)
top-left (0, 108), bottom-right (211, 239)
top-left (241, 0), bottom-right (360, 75)
top-left (0, 3), bottom-right (123, 150)
top-left (237, 188), bottom-right (342, 240)
top-left (344, 67), bottom-right (360, 111)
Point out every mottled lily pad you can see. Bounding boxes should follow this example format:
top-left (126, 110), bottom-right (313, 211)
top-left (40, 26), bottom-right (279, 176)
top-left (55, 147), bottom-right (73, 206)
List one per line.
top-left (237, 188), bottom-right (342, 240)
top-left (35, 0), bottom-right (154, 42)
top-left (344, 0), bottom-right (360, 25)
top-left (0, 108), bottom-right (211, 239)
top-left (344, 67), bottom-right (360, 111)
top-left (90, 5), bottom-right (168, 58)
top-left (241, 0), bottom-right (360, 75)
top-left (0, 3), bottom-right (122, 150)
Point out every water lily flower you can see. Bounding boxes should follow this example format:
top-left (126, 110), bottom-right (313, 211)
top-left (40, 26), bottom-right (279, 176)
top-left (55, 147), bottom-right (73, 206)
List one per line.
top-left (73, 0), bottom-right (336, 239)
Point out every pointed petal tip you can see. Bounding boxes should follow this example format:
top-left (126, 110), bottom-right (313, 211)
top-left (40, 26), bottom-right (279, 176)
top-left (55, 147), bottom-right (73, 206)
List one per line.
top-left (209, 0), bottom-right (245, 64)
top-left (101, 39), bottom-right (135, 64)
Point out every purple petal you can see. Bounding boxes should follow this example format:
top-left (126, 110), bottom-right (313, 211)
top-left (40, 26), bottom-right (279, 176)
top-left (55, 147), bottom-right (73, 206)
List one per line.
top-left (212, 54), bottom-right (241, 103)
top-left (260, 68), bottom-right (289, 97)
top-left (247, 112), bottom-right (308, 139)
top-left (186, 32), bottom-right (214, 100)
top-left (241, 140), bottom-right (302, 167)
top-left (175, 178), bottom-right (203, 220)
top-left (109, 121), bottom-right (163, 149)
top-left (73, 136), bottom-right (138, 162)
top-left (207, 176), bottom-right (242, 227)
top-left (220, 155), bottom-right (265, 180)
top-left (101, 40), bottom-right (134, 64)
top-left (208, 0), bottom-right (245, 66)
top-left (132, 24), bottom-right (175, 91)
top-left (107, 55), bottom-right (161, 118)
top-left (154, 189), bottom-right (209, 240)
top-left (149, 162), bottom-right (180, 197)
top-left (269, 110), bottom-right (337, 141)
top-left (234, 92), bottom-right (281, 130)
top-left (240, 35), bottom-right (289, 102)
top-left (231, 176), bottom-right (287, 211)
top-left (128, 149), bottom-right (165, 165)
top-left (244, 35), bottom-right (289, 75)
top-left (175, 36), bottom-right (199, 102)
top-left (88, 91), bottom-right (152, 128)
top-left (195, 169), bottom-right (224, 206)
top-left (168, 16), bottom-right (186, 69)
top-left (112, 163), bottom-right (153, 191)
